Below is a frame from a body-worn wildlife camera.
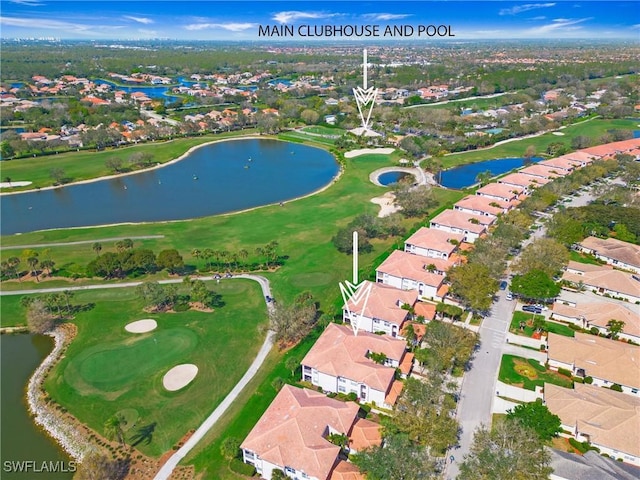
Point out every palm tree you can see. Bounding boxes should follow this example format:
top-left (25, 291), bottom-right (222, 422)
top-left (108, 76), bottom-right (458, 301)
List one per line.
top-left (104, 413), bottom-right (127, 446)
top-left (61, 290), bottom-right (74, 316)
top-left (219, 250), bottom-right (230, 271)
top-left (255, 247), bottom-right (265, 269)
top-left (4, 176), bottom-right (11, 186)
top-left (92, 242), bottom-right (102, 257)
top-left (8, 256), bottom-right (21, 281)
top-left (40, 259), bottom-right (55, 277)
top-left (475, 170), bottom-right (493, 187)
top-left (202, 248), bottom-right (214, 271)
top-left (238, 249), bottom-right (249, 270)
top-left (27, 256), bottom-right (39, 282)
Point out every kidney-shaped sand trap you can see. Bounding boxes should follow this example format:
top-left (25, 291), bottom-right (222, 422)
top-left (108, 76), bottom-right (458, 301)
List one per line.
top-left (124, 319), bottom-right (158, 333)
top-left (163, 364), bottom-right (198, 391)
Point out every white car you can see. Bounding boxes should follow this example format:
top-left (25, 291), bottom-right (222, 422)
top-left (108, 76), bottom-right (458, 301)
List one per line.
top-left (505, 292), bottom-right (513, 301)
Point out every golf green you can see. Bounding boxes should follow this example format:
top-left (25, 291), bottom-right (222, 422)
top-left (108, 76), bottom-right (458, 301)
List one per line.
top-left (64, 327), bottom-right (198, 398)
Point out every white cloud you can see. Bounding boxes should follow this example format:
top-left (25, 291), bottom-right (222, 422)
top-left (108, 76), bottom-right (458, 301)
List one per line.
top-left (523, 17), bottom-right (592, 35)
top-left (631, 24), bottom-right (640, 30)
top-left (123, 16), bottom-right (154, 25)
top-left (362, 13), bottom-right (412, 21)
top-left (500, 3), bottom-right (556, 16)
top-left (0, 16), bottom-right (125, 35)
top-left (9, 0), bottom-right (44, 6)
top-left (185, 22), bottom-right (255, 32)
top-left (272, 11), bottom-right (336, 24)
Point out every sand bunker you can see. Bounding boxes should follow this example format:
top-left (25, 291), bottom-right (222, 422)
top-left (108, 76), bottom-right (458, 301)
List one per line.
top-left (371, 192), bottom-right (401, 218)
top-left (163, 364), bottom-right (198, 391)
top-left (124, 319), bottom-right (158, 333)
top-left (344, 148), bottom-right (395, 158)
top-left (0, 181), bottom-right (32, 188)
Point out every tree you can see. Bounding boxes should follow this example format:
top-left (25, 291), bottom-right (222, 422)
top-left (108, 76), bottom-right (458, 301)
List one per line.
top-left (269, 292), bottom-right (318, 348)
top-left (25, 298), bottom-right (55, 334)
top-left (105, 157), bottom-right (124, 173)
top-left (523, 145), bottom-right (536, 164)
top-left (136, 281), bottom-right (177, 311)
top-left (87, 252), bottom-right (121, 278)
top-left (448, 263), bottom-right (498, 313)
top-left (606, 319), bottom-right (625, 340)
top-left (510, 270), bottom-right (560, 303)
top-left (513, 238), bottom-right (568, 277)
top-left (26, 256), bottom-right (40, 282)
top-left (157, 249), bottom-right (184, 274)
top-left (50, 167), bottom-right (66, 185)
top-left (73, 450), bottom-right (129, 480)
top-left (40, 259), bottom-right (55, 277)
top-left (458, 419), bottom-right (552, 480)
top-left (189, 279), bottom-right (215, 307)
top-left (92, 242), bottom-right (102, 256)
top-left (332, 227), bottom-right (372, 255)
top-left (506, 400), bottom-right (561, 441)
top-left (475, 170), bottom-right (493, 187)
top-left (393, 183), bottom-right (437, 218)
top-left (130, 249), bottom-right (157, 274)
top-left (352, 433), bottom-right (438, 480)
top-left (220, 436), bottom-right (241, 460)
top-left (300, 109), bottom-right (320, 125)
top-left (424, 320), bottom-right (477, 373)
top-left (1, 141), bottom-right (15, 159)
top-left (285, 356), bottom-right (299, 377)
top-left (104, 413), bottom-right (127, 446)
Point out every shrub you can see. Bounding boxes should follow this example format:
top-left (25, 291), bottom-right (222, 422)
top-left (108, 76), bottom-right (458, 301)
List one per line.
top-left (229, 459), bottom-right (256, 476)
top-left (557, 367), bottom-right (573, 378)
top-left (610, 384), bottom-right (623, 392)
top-left (584, 376), bottom-right (593, 384)
top-left (346, 392), bottom-right (357, 402)
top-left (568, 438), bottom-right (590, 453)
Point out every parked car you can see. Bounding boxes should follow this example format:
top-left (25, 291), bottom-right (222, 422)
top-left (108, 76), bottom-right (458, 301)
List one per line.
top-left (506, 292), bottom-right (513, 301)
top-left (499, 281), bottom-right (508, 290)
top-left (522, 305), bottom-right (543, 314)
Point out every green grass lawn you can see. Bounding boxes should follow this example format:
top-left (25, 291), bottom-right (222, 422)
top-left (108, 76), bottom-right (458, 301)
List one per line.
top-left (510, 311), bottom-right (575, 338)
top-left (278, 130), bottom-right (337, 146)
top-left (569, 249), bottom-right (603, 266)
top-left (39, 279), bottom-right (267, 458)
top-left (301, 126), bottom-right (346, 136)
top-left (499, 354), bottom-right (573, 391)
top-left (440, 118), bottom-right (640, 168)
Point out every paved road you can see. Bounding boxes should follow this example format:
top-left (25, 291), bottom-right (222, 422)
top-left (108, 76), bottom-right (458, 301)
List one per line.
top-left (152, 274), bottom-right (274, 480)
top-left (446, 177), bottom-right (610, 478)
top-left (0, 235), bottom-right (165, 251)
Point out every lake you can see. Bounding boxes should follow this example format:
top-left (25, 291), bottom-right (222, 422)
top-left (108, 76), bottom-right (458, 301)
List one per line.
top-left (1, 334), bottom-right (73, 479)
top-left (439, 157), bottom-right (543, 189)
top-left (1, 139), bottom-right (339, 235)
top-left (378, 171), bottom-right (412, 186)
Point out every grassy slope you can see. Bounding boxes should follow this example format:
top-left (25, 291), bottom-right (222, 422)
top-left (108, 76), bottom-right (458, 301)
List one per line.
top-left (41, 279), bottom-right (266, 458)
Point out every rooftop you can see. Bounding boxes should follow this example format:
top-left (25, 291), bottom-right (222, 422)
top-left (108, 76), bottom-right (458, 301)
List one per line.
top-left (562, 261), bottom-right (640, 299)
top-left (454, 195), bottom-right (510, 216)
top-left (552, 301), bottom-right (640, 338)
top-left (545, 382), bottom-right (640, 458)
top-left (547, 332), bottom-right (640, 389)
top-left (498, 172), bottom-right (551, 188)
top-left (241, 385), bottom-right (360, 480)
top-left (519, 164), bottom-right (566, 178)
top-left (430, 209), bottom-right (492, 234)
top-left (301, 323), bottom-right (409, 392)
top-left (476, 182), bottom-right (524, 200)
top-left (377, 250), bottom-right (448, 288)
top-left (578, 236), bottom-right (640, 271)
top-left (404, 227), bottom-right (464, 255)
top-left (345, 281), bottom-right (418, 327)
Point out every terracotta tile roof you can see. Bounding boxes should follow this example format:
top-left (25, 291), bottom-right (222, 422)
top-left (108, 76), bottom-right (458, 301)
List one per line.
top-left (330, 460), bottom-right (365, 480)
top-left (558, 151), bottom-right (597, 163)
top-left (402, 321), bottom-right (427, 341)
top-left (345, 281), bottom-right (417, 327)
top-left (454, 195), bottom-right (509, 216)
top-left (348, 418), bottom-right (382, 453)
top-left (498, 172), bottom-right (551, 188)
top-left (578, 237), bottom-right (640, 271)
top-left (399, 352), bottom-right (415, 375)
top-left (241, 385), bottom-right (359, 480)
top-left (430, 209), bottom-right (492, 234)
top-left (562, 262), bottom-right (640, 299)
top-left (540, 157), bottom-right (581, 172)
top-left (377, 250), bottom-right (448, 288)
top-left (404, 227), bottom-right (464, 255)
top-left (476, 182), bottom-right (524, 201)
top-left (547, 332), bottom-right (640, 389)
top-left (436, 284), bottom-right (450, 298)
top-left (384, 380), bottom-right (404, 407)
top-left (519, 164), bottom-right (566, 179)
top-left (581, 138), bottom-right (640, 158)
top-left (552, 302), bottom-right (640, 338)
top-left (544, 383), bottom-right (640, 458)
top-left (414, 302), bottom-right (436, 321)
top-left (301, 323), bottom-right (409, 392)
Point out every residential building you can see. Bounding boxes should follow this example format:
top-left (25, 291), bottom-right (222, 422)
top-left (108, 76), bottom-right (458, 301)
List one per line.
top-left (519, 164), bottom-right (566, 179)
top-left (301, 323), bottom-right (413, 409)
top-left (376, 250), bottom-right (448, 300)
top-left (576, 237), bottom-right (640, 274)
top-left (549, 449), bottom-right (640, 480)
top-left (581, 138), bottom-right (640, 160)
top-left (498, 172), bottom-right (551, 190)
top-left (544, 383), bottom-right (640, 466)
top-left (241, 385), bottom-right (377, 480)
top-left (546, 332), bottom-right (640, 396)
top-left (404, 227), bottom-right (464, 259)
top-left (539, 157), bottom-right (581, 173)
top-left (343, 281), bottom-right (418, 337)
top-left (475, 182), bottom-right (524, 203)
top-left (453, 195), bottom-right (511, 218)
top-left (429, 209), bottom-right (493, 243)
top-left (551, 301), bottom-right (640, 343)
top-left (562, 261), bottom-right (640, 303)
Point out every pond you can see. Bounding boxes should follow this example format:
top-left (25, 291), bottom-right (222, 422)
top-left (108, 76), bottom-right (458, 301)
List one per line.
top-left (1, 334), bottom-right (73, 479)
top-left (439, 157), bottom-right (543, 189)
top-left (1, 139), bottom-right (339, 235)
top-left (378, 171), bottom-right (411, 186)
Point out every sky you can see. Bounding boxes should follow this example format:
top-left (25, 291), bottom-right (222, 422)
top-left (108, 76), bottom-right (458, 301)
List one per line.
top-left (1, 0), bottom-right (639, 41)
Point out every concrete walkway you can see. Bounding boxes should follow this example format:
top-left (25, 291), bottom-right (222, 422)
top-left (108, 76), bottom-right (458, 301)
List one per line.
top-left (0, 235), bottom-right (165, 251)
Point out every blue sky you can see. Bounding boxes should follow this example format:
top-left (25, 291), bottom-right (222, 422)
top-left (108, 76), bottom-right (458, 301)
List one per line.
top-left (1, 1), bottom-right (639, 40)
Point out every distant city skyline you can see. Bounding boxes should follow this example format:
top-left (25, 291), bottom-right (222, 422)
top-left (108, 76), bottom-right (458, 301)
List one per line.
top-left (1, 1), bottom-right (639, 41)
